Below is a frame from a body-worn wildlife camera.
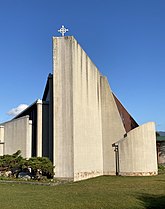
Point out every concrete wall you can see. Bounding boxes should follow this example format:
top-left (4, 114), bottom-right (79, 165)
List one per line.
top-left (53, 36), bottom-right (74, 179)
top-left (0, 126), bottom-right (4, 156)
top-left (72, 37), bottom-right (103, 181)
top-left (3, 116), bottom-right (32, 158)
top-left (53, 36), bottom-right (105, 180)
top-left (52, 36), bottom-right (157, 180)
top-left (36, 99), bottom-right (42, 157)
top-left (0, 126), bottom-right (4, 142)
top-left (118, 122), bottom-right (158, 176)
top-left (100, 76), bottom-right (126, 175)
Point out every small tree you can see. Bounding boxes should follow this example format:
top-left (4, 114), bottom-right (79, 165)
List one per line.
top-left (0, 151), bottom-right (54, 179)
top-left (27, 157), bottom-right (54, 179)
top-left (0, 150), bottom-right (24, 174)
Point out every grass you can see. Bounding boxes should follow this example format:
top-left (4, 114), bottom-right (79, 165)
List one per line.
top-left (0, 174), bottom-right (165, 209)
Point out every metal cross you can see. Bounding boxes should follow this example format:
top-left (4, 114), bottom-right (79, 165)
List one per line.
top-left (58, 25), bottom-right (69, 36)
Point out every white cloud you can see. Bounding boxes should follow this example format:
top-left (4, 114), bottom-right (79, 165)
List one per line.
top-left (7, 104), bottom-right (29, 117)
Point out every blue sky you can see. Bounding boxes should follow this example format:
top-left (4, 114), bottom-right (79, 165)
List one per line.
top-left (0, 0), bottom-right (165, 131)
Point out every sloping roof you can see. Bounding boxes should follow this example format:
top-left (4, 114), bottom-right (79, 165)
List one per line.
top-left (13, 101), bottom-right (37, 120)
top-left (42, 73), bottom-right (53, 101)
top-left (113, 93), bottom-right (139, 133)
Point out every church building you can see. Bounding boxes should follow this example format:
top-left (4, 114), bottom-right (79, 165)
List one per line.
top-left (0, 34), bottom-right (158, 181)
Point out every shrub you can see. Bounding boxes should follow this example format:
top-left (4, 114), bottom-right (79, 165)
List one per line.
top-left (0, 151), bottom-right (54, 179)
top-left (26, 157), bottom-right (54, 179)
top-left (0, 150), bottom-right (24, 176)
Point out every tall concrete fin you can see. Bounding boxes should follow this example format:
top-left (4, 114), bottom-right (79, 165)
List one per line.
top-left (100, 76), bottom-right (126, 175)
top-left (53, 36), bottom-right (104, 180)
top-left (53, 37), bottom-right (74, 179)
top-left (72, 37), bottom-right (103, 181)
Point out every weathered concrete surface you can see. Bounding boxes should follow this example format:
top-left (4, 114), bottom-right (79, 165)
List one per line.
top-left (3, 116), bottom-right (32, 158)
top-left (118, 122), bottom-right (158, 176)
top-left (53, 36), bottom-right (104, 181)
top-left (0, 126), bottom-right (4, 155)
top-left (36, 99), bottom-right (42, 157)
top-left (0, 126), bottom-right (4, 142)
top-left (100, 76), bottom-right (126, 175)
top-left (53, 37), bottom-right (74, 179)
top-left (72, 37), bottom-right (103, 181)
top-left (52, 36), bottom-right (158, 181)
top-left (0, 35), bottom-right (158, 181)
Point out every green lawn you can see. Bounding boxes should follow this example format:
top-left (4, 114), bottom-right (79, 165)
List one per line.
top-left (0, 174), bottom-right (165, 209)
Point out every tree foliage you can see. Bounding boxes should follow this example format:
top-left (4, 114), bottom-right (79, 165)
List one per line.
top-left (27, 157), bottom-right (54, 178)
top-left (0, 151), bottom-right (54, 179)
top-left (0, 150), bottom-right (24, 170)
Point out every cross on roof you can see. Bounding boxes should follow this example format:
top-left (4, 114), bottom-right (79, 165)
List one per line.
top-left (58, 25), bottom-right (69, 36)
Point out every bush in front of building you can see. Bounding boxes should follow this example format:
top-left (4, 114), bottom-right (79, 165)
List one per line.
top-left (158, 164), bottom-right (165, 174)
top-left (0, 150), bottom-right (54, 180)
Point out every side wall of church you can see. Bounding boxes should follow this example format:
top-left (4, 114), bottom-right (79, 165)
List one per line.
top-left (3, 116), bottom-right (32, 158)
top-left (53, 37), bottom-right (74, 179)
top-left (100, 76), bottom-right (126, 175)
top-left (72, 37), bottom-right (103, 181)
top-left (118, 122), bottom-right (158, 176)
top-left (52, 36), bottom-right (157, 181)
top-left (0, 126), bottom-right (4, 156)
top-left (52, 36), bottom-right (128, 181)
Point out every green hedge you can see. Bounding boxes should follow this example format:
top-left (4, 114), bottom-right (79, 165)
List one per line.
top-left (0, 150), bottom-right (54, 179)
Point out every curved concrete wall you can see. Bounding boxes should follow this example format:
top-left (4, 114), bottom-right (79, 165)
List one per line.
top-left (118, 122), bottom-right (158, 176)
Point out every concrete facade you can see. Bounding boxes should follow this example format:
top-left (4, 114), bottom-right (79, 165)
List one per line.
top-left (100, 76), bottom-right (126, 175)
top-left (52, 36), bottom-right (157, 180)
top-left (2, 116), bottom-right (32, 158)
top-left (53, 37), bottom-right (74, 179)
top-left (117, 122), bottom-right (157, 176)
top-left (72, 37), bottom-right (103, 180)
top-left (0, 126), bottom-right (4, 156)
top-left (52, 37), bottom-right (127, 180)
top-left (0, 35), bottom-right (158, 181)
top-left (36, 99), bottom-right (42, 157)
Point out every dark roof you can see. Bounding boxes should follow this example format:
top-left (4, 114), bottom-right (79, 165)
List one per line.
top-left (113, 93), bottom-right (139, 133)
top-left (42, 73), bottom-right (53, 101)
top-left (14, 101), bottom-right (37, 120)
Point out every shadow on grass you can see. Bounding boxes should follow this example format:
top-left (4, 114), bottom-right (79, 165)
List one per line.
top-left (138, 194), bottom-right (165, 209)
